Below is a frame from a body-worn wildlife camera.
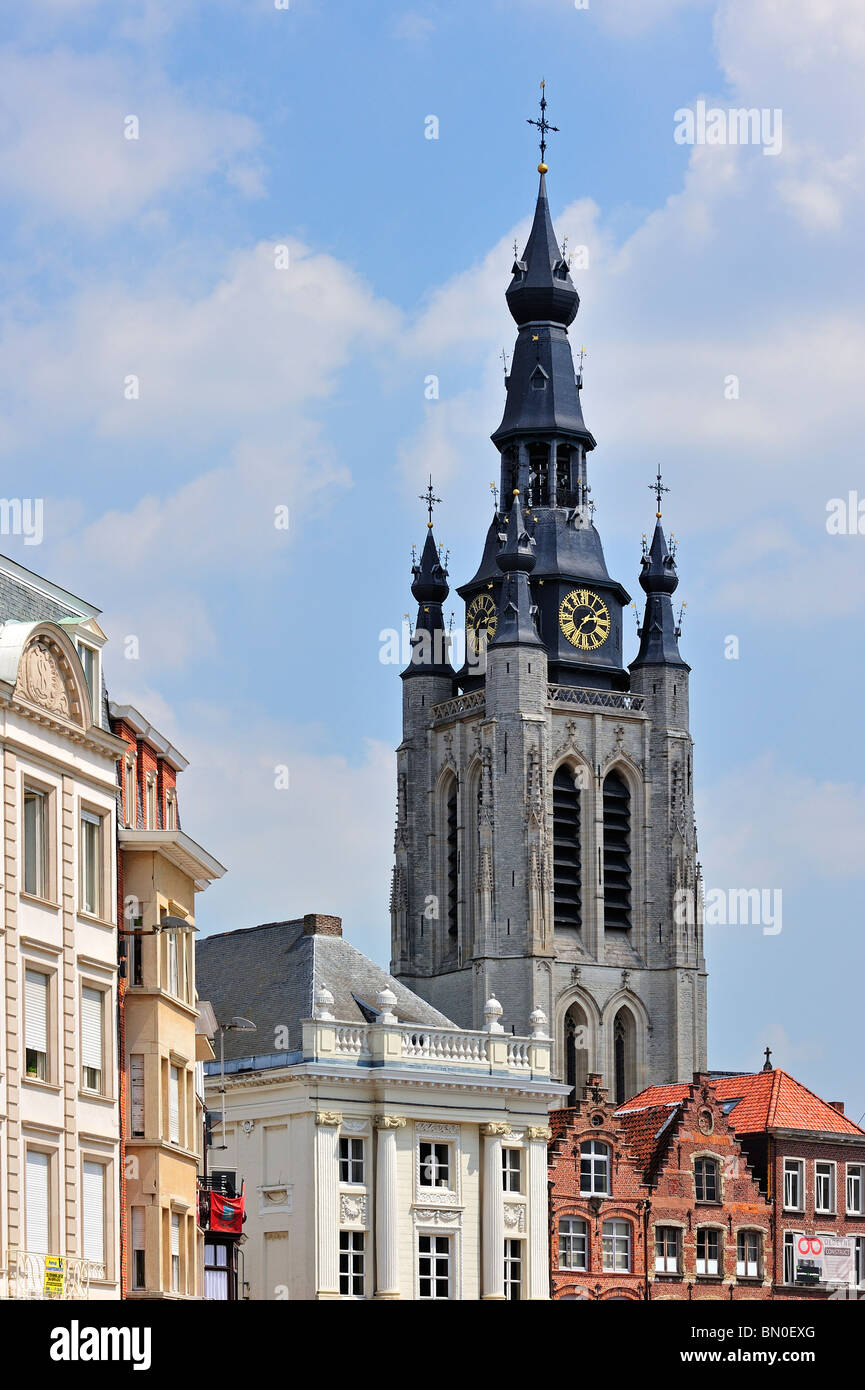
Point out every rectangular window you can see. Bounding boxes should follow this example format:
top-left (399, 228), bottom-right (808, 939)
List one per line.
top-left (580, 1141), bottom-right (610, 1196)
top-left (23, 786), bottom-right (48, 898)
top-left (130, 1054), bottom-right (145, 1138)
top-left (79, 809), bottom-right (103, 917)
top-left (419, 1141), bottom-right (450, 1190)
top-left (737, 1229), bottom-right (761, 1278)
top-left (82, 1161), bottom-right (106, 1273)
top-left (128, 925), bottom-right (143, 987)
top-left (131, 1207), bottom-right (146, 1290)
top-left (418, 1234), bottom-right (451, 1299)
top-left (25, 1150), bottom-right (50, 1253)
top-left (24, 969), bottom-right (49, 1082)
top-left (783, 1230), bottom-right (803, 1285)
top-left (204, 1241), bottom-right (231, 1301)
top-left (167, 931), bottom-right (179, 997)
top-left (171, 1212), bottom-right (181, 1293)
top-left (847, 1165), bottom-right (864, 1216)
top-left (165, 790), bottom-right (177, 830)
top-left (338, 1230), bottom-right (365, 1297)
top-left (696, 1228), bottom-right (720, 1275)
top-left (654, 1226), bottom-right (681, 1274)
top-left (602, 1219), bottom-right (631, 1272)
top-left (784, 1159), bottom-right (804, 1211)
top-left (338, 1137), bottom-right (364, 1185)
top-left (125, 756), bottom-right (137, 828)
top-left (77, 641), bottom-right (98, 716)
top-left (694, 1157), bottom-right (719, 1202)
top-left (814, 1161), bottom-right (834, 1213)
top-left (855, 1236), bottom-right (864, 1291)
top-left (502, 1148), bottom-right (522, 1193)
top-left (504, 1238), bottom-right (522, 1300)
top-left (145, 776), bottom-right (156, 829)
top-left (558, 1217), bottom-right (588, 1271)
top-left (169, 1065), bottom-right (181, 1144)
top-left (80, 986), bottom-right (104, 1093)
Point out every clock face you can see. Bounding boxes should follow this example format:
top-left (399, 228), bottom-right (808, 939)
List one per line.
top-left (559, 587), bottom-right (611, 651)
top-left (466, 592), bottom-right (498, 654)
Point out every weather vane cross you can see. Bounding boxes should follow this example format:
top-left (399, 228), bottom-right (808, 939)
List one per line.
top-left (420, 475), bottom-right (442, 528)
top-left (527, 79), bottom-right (558, 168)
top-left (650, 466), bottom-right (670, 518)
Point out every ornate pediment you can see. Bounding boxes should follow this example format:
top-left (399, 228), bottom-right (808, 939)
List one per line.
top-left (15, 637), bottom-right (83, 725)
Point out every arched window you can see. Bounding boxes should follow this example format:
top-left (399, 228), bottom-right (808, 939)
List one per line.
top-left (613, 1008), bottom-right (636, 1104)
top-left (527, 443), bottom-right (549, 507)
top-left (555, 444), bottom-right (574, 507)
top-left (553, 766), bottom-right (581, 930)
top-left (603, 769), bottom-right (631, 929)
top-left (579, 1140), bottom-right (610, 1196)
top-left (564, 1002), bottom-right (588, 1103)
top-left (446, 781), bottom-right (458, 938)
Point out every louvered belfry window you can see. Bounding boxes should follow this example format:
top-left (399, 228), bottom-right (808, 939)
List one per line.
top-left (553, 766), bottom-right (581, 929)
top-left (446, 782), bottom-right (458, 938)
top-left (603, 770), bottom-right (632, 929)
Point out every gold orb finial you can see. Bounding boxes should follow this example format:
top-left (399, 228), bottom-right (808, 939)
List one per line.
top-left (513, 488), bottom-right (520, 496)
top-left (538, 161), bottom-right (548, 174)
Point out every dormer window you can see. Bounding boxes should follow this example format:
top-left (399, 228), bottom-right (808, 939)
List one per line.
top-left (77, 641), bottom-right (100, 721)
top-left (530, 366), bottom-right (548, 390)
top-left (145, 774), bottom-right (157, 829)
top-left (165, 789), bottom-right (177, 831)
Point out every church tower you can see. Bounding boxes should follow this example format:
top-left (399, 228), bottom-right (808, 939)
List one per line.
top-left (390, 110), bottom-right (707, 1103)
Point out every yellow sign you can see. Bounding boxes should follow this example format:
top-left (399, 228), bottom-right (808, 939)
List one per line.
top-left (43, 1255), bottom-right (65, 1297)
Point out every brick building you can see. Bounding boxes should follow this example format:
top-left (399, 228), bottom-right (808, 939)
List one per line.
top-left (549, 1073), bottom-right (772, 1300)
top-left (620, 1063), bottom-right (865, 1299)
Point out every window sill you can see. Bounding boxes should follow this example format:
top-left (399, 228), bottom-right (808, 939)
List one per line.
top-left (736, 1276), bottom-right (763, 1284)
top-left (78, 1089), bottom-right (115, 1105)
top-left (694, 1200), bottom-right (723, 1208)
top-left (77, 911), bottom-right (115, 929)
top-left (654, 1271), bottom-right (683, 1280)
top-left (20, 892), bottom-right (60, 911)
top-left (695, 1274), bottom-right (723, 1283)
top-left (22, 1076), bottom-right (61, 1093)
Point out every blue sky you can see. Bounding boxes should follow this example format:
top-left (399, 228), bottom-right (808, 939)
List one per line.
top-left (1, 0), bottom-right (864, 1120)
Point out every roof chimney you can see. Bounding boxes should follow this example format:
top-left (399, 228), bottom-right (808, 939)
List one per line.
top-left (303, 913), bottom-right (342, 938)
top-left (829, 1100), bottom-right (845, 1115)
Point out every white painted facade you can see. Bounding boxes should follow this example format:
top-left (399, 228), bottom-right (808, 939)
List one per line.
top-left (205, 994), bottom-right (567, 1300)
top-left (0, 579), bottom-right (126, 1299)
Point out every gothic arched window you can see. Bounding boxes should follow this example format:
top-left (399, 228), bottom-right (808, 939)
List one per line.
top-left (564, 1002), bottom-right (588, 1104)
top-left (553, 766), bottom-right (581, 930)
top-left (613, 1008), bottom-right (636, 1105)
top-left (603, 769), bottom-right (631, 930)
top-left (446, 780), bottom-right (458, 938)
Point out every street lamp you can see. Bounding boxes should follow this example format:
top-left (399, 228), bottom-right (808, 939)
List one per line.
top-left (213, 1017), bottom-right (257, 1152)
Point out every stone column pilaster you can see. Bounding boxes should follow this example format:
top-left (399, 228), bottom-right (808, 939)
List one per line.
top-left (526, 1126), bottom-right (552, 1299)
top-left (482, 1122), bottom-right (509, 1299)
top-left (314, 1111), bottom-right (342, 1298)
top-left (374, 1114), bottom-right (405, 1298)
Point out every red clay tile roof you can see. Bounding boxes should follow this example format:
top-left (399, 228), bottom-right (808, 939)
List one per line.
top-left (618, 1103), bottom-right (682, 1179)
top-left (618, 1071), bottom-right (864, 1137)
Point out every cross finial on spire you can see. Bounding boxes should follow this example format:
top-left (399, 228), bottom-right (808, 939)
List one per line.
top-left (763, 1046), bottom-right (773, 1072)
top-left (419, 475), bottom-right (442, 529)
top-left (650, 466), bottom-right (670, 518)
top-left (490, 480), bottom-right (499, 510)
top-left (526, 79), bottom-right (558, 172)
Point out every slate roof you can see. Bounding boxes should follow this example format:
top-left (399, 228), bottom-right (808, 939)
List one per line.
top-left (196, 918), bottom-right (456, 1061)
top-left (618, 1070), bottom-right (864, 1138)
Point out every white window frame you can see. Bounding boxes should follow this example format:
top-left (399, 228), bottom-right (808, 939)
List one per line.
top-left (580, 1140), bottom-right (610, 1196)
top-left (417, 1232), bottom-right (452, 1300)
top-left (694, 1155), bottom-right (720, 1203)
top-left (558, 1216), bottom-right (588, 1271)
top-left (80, 984), bottom-right (106, 1095)
top-left (338, 1136), bottom-right (364, 1186)
top-left (783, 1229), bottom-right (804, 1285)
top-left (338, 1230), bottom-right (365, 1298)
top-left (783, 1158), bottom-right (805, 1212)
top-left (145, 774), bottom-right (157, 829)
top-left (24, 967), bottom-right (50, 1083)
top-left (847, 1164), bottom-right (864, 1216)
top-left (736, 1228), bottom-right (761, 1279)
top-left (76, 639), bottom-right (100, 722)
top-left (602, 1219), bottom-right (631, 1272)
top-left (419, 1140), bottom-right (452, 1191)
top-left (504, 1238), bottom-right (523, 1300)
top-left (22, 782), bottom-right (51, 901)
top-left (170, 1211), bottom-right (182, 1293)
top-left (815, 1161), bottom-right (835, 1215)
top-left (502, 1147), bottom-right (523, 1194)
top-left (696, 1226), bottom-right (721, 1276)
top-left (25, 1147), bottom-right (52, 1254)
top-left (654, 1224), bottom-right (682, 1274)
top-left (165, 788), bottom-right (177, 830)
top-left (125, 753), bottom-right (138, 828)
top-left (169, 1064), bottom-right (181, 1145)
top-left (79, 807), bottom-right (105, 918)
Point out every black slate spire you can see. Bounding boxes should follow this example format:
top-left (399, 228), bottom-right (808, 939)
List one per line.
top-left (629, 517), bottom-right (689, 671)
top-left (488, 493), bottom-right (544, 649)
top-left (402, 526), bottom-right (456, 679)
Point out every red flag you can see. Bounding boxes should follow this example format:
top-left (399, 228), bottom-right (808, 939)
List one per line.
top-left (209, 1183), bottom-right (244, 1234)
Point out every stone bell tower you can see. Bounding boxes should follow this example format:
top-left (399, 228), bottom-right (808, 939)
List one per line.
top-left (390, 124), bottom-right (707, 1104)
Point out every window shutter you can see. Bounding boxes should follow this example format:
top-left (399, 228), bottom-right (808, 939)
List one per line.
top-left (130, 1055), bottom-right (145, 1135)
top-left (82, 1161), bottom-right (105, 1265)
top-left (25, 970), bottom-right (48, 1054)
top-left (26, 1151), bottom-right (49, 1253)
top-left (81, 988), bottom-right (103, 1072)
top-left (132, 1206), bottom-right (145, 1251)
top-left (169, 1066), bottom-right (180, 1143)
top-left (171, 1212), bottom-right (181, 1258)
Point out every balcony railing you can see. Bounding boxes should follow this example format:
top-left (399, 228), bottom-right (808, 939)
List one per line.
top-left (1, 1251), bottom-right (96, 1300)
top-left (547, 684), bottom-right (645, 713)
top-left (431, 690), bottom-right (486, 724)
top-left (302, 1014), bottom-right (552, 1080)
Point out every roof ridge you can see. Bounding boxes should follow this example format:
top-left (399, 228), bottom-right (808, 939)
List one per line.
top-left (771, 1068), bottom-right (865, 1135)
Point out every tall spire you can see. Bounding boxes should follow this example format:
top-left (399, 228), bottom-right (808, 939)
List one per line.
top-left (401, 490), bottom-right (455, 680)
top-left (629, 474), bottom-right (689, 671)
top-left (488, 492), bottom-right (544, 648)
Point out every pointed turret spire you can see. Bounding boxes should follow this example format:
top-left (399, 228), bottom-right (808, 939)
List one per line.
top-left (506, 171), bottom-right (579, 329)
top-left (402, 512), bottom-right (455, 679)
top-left (629, 476), bottom-right (689, 671)
top-left (489, 492), bottom-right (544, 648)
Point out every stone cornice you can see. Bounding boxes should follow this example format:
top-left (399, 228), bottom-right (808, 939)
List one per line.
top-left (211, 1063), bottom-right (568, 1102)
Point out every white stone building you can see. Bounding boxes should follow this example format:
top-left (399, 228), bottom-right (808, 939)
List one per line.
top-left (197, 914), bottom-right (567, 1300)
top-left (0, 557), bottom-right (125, 1299)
